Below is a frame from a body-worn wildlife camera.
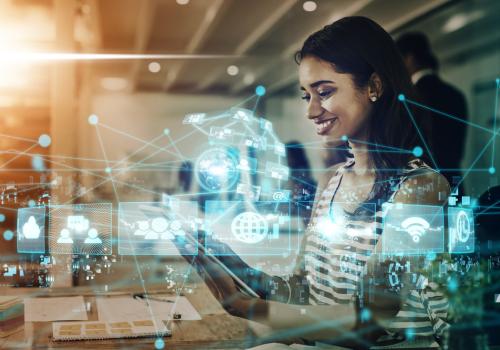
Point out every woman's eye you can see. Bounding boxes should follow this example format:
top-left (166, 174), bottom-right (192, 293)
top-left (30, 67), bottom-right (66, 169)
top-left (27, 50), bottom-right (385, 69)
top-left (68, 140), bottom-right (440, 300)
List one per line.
top-left (301, 94), bottom-right (311, 101)
top-left (318, 89), bottom-right (334, 98)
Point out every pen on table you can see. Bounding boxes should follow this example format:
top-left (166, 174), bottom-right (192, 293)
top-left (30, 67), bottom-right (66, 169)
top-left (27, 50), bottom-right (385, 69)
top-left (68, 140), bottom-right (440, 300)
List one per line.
top-left (133, 294), bottom-right (183, 319)
top-left (133, 293), bottom-right (175, 303)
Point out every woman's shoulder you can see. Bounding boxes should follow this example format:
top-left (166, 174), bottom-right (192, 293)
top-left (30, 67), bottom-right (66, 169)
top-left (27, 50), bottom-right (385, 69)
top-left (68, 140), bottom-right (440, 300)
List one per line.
top-left (394, 158), bottom-right (450, 205)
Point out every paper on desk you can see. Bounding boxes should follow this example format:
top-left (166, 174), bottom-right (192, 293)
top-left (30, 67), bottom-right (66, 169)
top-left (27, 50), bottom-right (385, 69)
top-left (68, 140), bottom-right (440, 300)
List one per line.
top-left (24, 296), bottom-right (88, 322)
top-left (96, 296), bottom-right (201, 322)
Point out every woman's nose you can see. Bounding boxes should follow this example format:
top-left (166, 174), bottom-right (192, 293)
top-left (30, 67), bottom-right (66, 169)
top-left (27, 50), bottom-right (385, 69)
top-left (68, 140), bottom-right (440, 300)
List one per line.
top-left (306, 99), bottom-right (323, 119)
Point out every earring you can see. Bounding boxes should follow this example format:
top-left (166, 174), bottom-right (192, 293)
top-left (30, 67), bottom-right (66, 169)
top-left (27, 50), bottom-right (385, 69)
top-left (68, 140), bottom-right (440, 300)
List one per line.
top-left (370, 95), bottom-right (378, 102)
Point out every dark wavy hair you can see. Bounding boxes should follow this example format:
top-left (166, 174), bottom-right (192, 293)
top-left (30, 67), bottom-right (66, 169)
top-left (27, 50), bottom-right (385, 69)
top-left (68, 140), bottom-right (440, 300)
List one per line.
top-left (295, 16), bottom-right (425, 200)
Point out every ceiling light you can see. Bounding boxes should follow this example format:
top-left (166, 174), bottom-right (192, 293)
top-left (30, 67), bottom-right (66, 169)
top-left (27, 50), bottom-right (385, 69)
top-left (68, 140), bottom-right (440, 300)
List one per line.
top-left (243, 73), bottom-right (255, 85)
top-left (176, 0), bottom-right (189, 5)
top-left (227, 65), bottom-right (239, 76)
top-left (100, 77), bottom-right (128, 91)
top-left (148, 61), bottom-right (161, 73)
top-left (303, 1), bottom-right (317, 12)
top-left (443, 10), bottom-right (484, 33)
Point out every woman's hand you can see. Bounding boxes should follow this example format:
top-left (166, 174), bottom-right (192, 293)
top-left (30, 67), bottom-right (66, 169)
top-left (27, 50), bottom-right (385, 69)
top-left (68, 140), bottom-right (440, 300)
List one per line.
top-left (194, 252), bottom-right (253, 317)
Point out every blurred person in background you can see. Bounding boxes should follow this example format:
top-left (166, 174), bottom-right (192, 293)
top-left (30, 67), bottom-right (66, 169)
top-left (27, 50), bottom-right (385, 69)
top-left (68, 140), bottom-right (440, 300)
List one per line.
top-left (396, 32), bottom-right (468, 192)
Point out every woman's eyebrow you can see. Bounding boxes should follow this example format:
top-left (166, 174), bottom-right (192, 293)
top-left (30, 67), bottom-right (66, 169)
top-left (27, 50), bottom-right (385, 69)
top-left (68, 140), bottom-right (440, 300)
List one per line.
top-left (310, 80), bottom-right (335, 88)
top-left (300, 80), bottom-right (335, 91)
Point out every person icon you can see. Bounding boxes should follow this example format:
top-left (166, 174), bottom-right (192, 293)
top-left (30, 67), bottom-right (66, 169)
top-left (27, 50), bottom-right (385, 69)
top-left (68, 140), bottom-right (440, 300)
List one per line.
top-left (57, 228), bottom-right (73, 244)
top-left (134, 221), bottom-right (149, 236)
top-left (170, 220), bottom-right (185, 237)
top-left (84, 228), bottom-right (102, 244)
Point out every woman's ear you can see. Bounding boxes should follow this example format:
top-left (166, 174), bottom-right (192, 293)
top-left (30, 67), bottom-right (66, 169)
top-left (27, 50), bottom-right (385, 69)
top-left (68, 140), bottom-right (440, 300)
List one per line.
top-left (368, 73), bottom-right (384, 102)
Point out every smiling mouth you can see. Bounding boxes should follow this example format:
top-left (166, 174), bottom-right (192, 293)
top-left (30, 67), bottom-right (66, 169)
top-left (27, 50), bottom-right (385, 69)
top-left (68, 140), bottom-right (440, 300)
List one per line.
top-left (315, 118), bottom-right (337, 135)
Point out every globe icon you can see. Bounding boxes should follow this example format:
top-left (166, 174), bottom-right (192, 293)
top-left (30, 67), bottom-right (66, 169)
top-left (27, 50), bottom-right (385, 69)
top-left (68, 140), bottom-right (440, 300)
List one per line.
top-left (231, 211), bottom-right (268, 244)
top-left (195, 148), bottom-right (239, 192)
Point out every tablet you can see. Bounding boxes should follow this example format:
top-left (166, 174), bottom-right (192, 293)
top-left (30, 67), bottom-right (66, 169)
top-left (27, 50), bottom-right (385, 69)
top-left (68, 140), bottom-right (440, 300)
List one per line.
top-left (139, 203), bottom-right (260, 298)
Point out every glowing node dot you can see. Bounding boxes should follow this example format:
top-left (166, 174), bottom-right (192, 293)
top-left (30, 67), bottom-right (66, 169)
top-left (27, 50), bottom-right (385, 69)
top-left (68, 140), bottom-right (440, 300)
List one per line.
top-left (0, 214), bottom-right (5, 222)
top-left (412, 146), bottom-right (423, 157)
top-left (360, 308), bottom-right (371, 322)
top-left (398, 94), bottom-right (405, 101)
top-left (303, 1), bottom-right (317, 12)
top-left (3, 230), bottom-right (14, 241)
top-left (255, 85), bottom-right (266, 96)
top-left (448, 278), bottom-right (458, 293)
top-left (38, 134), bottom-right (51, 148)
top-left (28, 200), bottom-right (36, 207)
top-left (154, 338), bottom-right (165, 349)
top-left (489, 167), bottom-right (496, 174)
top-left (227, 65), bottom-right (239, 76)
top-left (148, 62), bottom-right (161, 73)
top-left (341, 135), bottom-right (348, 142)
top-left (163, 128), bottom-right (170, 135)
top-left (105, 167), bottom-right (112, 174)
top-left (88, 114), bottom-right (99, 125)
top-left (405, 328), bottom-right (415, 341)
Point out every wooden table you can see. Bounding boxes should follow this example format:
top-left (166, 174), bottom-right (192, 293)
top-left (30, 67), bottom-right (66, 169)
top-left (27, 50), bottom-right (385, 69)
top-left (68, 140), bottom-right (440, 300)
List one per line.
top-left (0, 284), bottom-right (255, 349)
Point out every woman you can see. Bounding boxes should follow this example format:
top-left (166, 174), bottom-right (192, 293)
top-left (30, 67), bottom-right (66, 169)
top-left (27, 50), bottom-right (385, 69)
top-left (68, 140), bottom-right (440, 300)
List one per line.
top-left (190, 17), bottom-right (450, 349)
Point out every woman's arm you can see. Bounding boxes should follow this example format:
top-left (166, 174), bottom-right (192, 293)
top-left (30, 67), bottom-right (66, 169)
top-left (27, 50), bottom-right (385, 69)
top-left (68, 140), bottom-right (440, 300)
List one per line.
top-left (193, 251), bottom-right (357, 341)
top-left (194, 231), bottom-right (307, 303)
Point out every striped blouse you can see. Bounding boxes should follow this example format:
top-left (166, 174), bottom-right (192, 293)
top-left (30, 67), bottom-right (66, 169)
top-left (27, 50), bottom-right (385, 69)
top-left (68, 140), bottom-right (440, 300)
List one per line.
top-left (295, 157), bottom-right (449, 348)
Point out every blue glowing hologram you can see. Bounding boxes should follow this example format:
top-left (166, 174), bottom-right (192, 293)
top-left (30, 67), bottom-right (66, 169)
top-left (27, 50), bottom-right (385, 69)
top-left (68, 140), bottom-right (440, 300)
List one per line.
top-left (264, 162), bottom-right (289, 181)
top-left (185, 107), bottom-right (286, 200)
top-left (204, 201), bottom-right (292, 256)
top-left (17, 206), bottom-right (46, 254)
top-left (48, 203), bottom-right (112, 255)
top-left (209, 126), bottom-right (234, 143)
top-left (382, 203), bottom-right (445, 255)
top-left (302, 201), bottom-right (377, 245)
top-left (195, 148), bottom-right (240, 192)
top-left (448, 207), bottom-right (475, 254)
top-left (236, 183), bottom-right (261, 201)
top-left (236, 157), bottom-right (257, 174)
top-left (118, 201), bottom-right (200, 256)
top-left (183, 112), bottom-right (206, 125)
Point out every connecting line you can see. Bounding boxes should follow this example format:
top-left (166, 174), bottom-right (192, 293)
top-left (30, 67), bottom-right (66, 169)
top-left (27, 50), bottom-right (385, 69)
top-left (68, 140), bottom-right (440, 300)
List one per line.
top-left (252, 95), bottom-right (261, 114)
top-left (94, 126), bottom-right (120, 201)
top-left (154, 134), bottom-right (186, 161)
top-left (0, 133), bottom-right (38, 143)
top-left (231, 94), bottom-right (257, 109)
top-left (405, 98), bottom-right (495, 135)
top-left (477, 199), bottom-right (500, 215)
top-left (491, 80), bottom-right (499, 168)
top-left (452, 126), bottom-right (499, 193)
top-left (202, 112), bottom-right (233, 123)
top-left (401, 100), bottom-right (438, 169)
top-left (114, 127), bottom-right (201, 174)
top-left (111, 133), bottom-right (166, 171)
top-left (0, 143), bottom-right (38, 169)
top-left (192, 123), bottom-right (210, 136)
top-left (98, 122), bottom-right (180, 165)
top-left (94, 128), bottom-right (162, 337)
top-left (0, 150), bottom-right (118, 165)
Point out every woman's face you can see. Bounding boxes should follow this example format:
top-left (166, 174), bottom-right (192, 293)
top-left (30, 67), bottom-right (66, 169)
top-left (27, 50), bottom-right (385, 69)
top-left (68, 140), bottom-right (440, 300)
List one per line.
top-left (299, 56), bottom-right (374, 144)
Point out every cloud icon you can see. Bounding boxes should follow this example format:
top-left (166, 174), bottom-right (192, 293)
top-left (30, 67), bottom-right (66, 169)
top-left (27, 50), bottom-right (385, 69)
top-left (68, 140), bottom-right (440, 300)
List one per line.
top-left (22, 216), bottom-right (41, 239)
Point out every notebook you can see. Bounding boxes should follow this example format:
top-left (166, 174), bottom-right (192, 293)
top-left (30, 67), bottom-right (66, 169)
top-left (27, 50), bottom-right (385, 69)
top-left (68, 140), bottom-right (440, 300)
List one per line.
top-left (52, 320), bottom-right (171, 341)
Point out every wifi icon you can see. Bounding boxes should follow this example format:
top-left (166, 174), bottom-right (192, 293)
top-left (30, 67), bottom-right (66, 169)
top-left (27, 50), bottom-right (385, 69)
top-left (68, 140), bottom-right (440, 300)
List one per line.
top-left (401, 217), bottom-right (430, 243)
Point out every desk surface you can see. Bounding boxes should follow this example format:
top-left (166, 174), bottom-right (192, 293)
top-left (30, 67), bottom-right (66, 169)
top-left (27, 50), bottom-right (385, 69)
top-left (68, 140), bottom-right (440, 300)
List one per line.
top-left (0, 284), bottom-right (252, 349)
